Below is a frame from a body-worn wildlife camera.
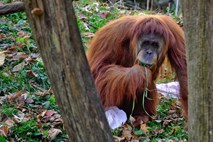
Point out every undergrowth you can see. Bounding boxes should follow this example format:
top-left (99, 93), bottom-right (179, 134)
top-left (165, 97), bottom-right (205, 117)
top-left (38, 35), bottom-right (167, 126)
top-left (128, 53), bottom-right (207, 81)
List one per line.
top-left (0, 1), bottom-right (187, 141)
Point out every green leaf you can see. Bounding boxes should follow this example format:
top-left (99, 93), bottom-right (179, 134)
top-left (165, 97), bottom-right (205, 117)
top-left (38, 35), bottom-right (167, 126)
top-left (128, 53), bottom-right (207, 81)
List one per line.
top-left (133, 129), bottom-right (143, 135)
top-left (0, 136), bottom-right (7, 142)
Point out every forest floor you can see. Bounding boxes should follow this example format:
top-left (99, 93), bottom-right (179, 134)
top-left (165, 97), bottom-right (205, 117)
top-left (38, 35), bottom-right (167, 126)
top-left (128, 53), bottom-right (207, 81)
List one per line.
top-left (0, 1), bottom-right (187, 141)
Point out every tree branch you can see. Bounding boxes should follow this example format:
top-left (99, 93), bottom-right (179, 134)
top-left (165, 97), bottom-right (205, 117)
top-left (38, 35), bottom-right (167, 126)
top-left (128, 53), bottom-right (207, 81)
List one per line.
top-left (0, 2), bottom-right (25, 15)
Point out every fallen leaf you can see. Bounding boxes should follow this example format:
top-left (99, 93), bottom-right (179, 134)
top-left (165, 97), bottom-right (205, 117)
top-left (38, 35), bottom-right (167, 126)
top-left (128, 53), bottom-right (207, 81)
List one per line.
top-left (0, 52), bottom-right (5, 66)
top-left (0, 33), bottom-right (6, 38)
top-left (25, 97), bottom-right (34, 104)
top-left (49, 114), bottom-right (62, 123)
top-left (16, 96), bottom-right (25, 105)
top-left (122, 125), bottom-right (132, 140)
top-left (100, 12), bottom-right (110, 18)
top-left (155, 120), bottom-right (162, 123)
top-left (52, 119), bottom-right (63, 127)
top-left (12, 52), bottom-right (28, 61)
top-left (0, 125), bottom-right (9, 137)
top-left (7, 43), bottom-right (24, 52)
top-left (16, 42), bottom-right (24, 48)
top-left (140, 123), bottom-right (149, 133)
top-left (48, 128), bottom-right (62, 140)
top-left (129, 115), bottom-right (136, 124)
top-left (82, 32), bottom-right (94, 38)
top-left (13, 111), bottom-right (29, 123)
top-left (153, 128), bottom-right (164, 135)
top-left (30, 53), bottom-right (40, 59)
top-left (25, 56), bottom-right (37, 65)
top-left (113, 135), bottom-right (125, 142)
top-left (79, 14), bottom-right (87, 19)
top-left (44, 110), bottom-right (56, 117)
top-left (168, 109), bottom-right (176, 114)
top-left (35, 90), bottom-right (50, 96)
top-left (6, 90), bottom-right (26, 102)
top-left (122, 129), bottom-right (132, 140)
top-left (26, 70), bottom-right (38, 77)
top-left (12, 61), bottom-right (25, 72)
top-left (4, 118), bottom-right (15, 127)
top-left (82, 22), bottom-right (90, 31)
top-left (48, 87), bottom-right (54, 94)
top-left (17, 31), bottom-right (29, 37)
top-left (5, 53), bottom-right (15, 58)
top-left (170, 127), bottom-right (177, 135)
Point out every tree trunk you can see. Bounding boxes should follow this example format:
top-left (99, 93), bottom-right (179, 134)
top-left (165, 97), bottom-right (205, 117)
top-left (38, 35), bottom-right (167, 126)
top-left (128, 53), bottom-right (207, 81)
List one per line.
top-left (0, 2), bottom-right (25, 15)
top-left (147, 0), bottom-right (150, 10)
top-left (182, 0), bottom-right (213, 142)
top-left (23, 0), bottom-right (113, 142)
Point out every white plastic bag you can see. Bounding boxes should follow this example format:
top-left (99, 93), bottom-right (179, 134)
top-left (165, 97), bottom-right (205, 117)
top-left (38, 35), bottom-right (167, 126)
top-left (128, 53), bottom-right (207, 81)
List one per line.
top-left (105, 106), bottom-right (127, 129)
top-left (156, 81), bottom-right (180, 98)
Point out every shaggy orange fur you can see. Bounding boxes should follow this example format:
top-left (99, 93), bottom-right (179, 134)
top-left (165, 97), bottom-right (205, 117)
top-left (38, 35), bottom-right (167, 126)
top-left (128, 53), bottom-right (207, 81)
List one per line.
top-left (87, 15), bottom-right (188, 123)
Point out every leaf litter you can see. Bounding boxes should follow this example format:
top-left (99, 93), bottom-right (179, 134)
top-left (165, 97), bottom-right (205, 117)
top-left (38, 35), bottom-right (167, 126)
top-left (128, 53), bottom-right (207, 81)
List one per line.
top-left (0, 1), bottom-right (187, 141)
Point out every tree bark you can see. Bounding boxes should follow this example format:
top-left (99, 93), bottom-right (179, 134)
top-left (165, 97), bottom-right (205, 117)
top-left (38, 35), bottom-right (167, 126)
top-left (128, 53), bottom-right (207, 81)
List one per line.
top-left (0, 2), bottom-right (25, 15)
top-left (182, 0), bottom-right (213, 141)
top-left (23, 0), bottom-right (113, 142)
top-left (147, 0), bottom-right (150, 10)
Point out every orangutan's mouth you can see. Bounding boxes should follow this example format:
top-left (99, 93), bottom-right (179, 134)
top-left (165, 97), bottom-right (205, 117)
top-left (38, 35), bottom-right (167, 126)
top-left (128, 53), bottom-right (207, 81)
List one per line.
top-left (138, 61), bottom-right (153, 69)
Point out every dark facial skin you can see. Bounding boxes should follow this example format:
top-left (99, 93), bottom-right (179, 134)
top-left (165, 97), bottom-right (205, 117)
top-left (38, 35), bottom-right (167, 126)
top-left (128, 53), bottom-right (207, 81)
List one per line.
top-left (136, 33), bottom-right (164, 69)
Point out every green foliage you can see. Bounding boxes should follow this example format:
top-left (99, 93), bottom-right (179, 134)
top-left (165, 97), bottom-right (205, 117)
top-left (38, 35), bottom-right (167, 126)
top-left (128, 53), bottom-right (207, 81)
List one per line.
top-left (0, 1), bottom-right (187, 141)
top-left (1, 0), bottom-right (11, 4)
top-left (12, 120), bottom-right (41, 142)
top-left (73, 1), bottom-right (120, 48)
top-left (5, 12), bottom-right (27, 24)
top-left (42, 95), bottom-right (58, 110)
top-left (0, 62), bottom-right (50, 93)
top-left (0, 136), bottom-right (6, 142)
top-left (133, 128), bottom-right (144, 135)
top-left (146, 97), bottom-right (188, 141)
top-left (112, 97), bottom-right (188, 141)
top-left (29, 94), bottom-right (59, 112)
top-left (147, 119), bottom-right (188, 140)
top-left (1, 104), bottom-right (18, 117)
top-left (157, 98), bottom-right (174, 119)
top-left (112, 127), bottom-right (122, 136)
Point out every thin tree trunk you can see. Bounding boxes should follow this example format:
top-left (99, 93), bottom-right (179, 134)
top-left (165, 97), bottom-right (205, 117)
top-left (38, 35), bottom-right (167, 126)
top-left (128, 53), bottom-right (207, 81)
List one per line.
top-left (182, 0), bottom-right (213, 141)
top-left (175, 0), bottom-right (179, 16)
top-left (147, 0), bottom-right (150, 10)
top-left (150, 0), bottom-right (153, 11)
top-left (23, 0), bottom-right (113, 142)
top-left (0, 2), bottom-right (25, 15)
